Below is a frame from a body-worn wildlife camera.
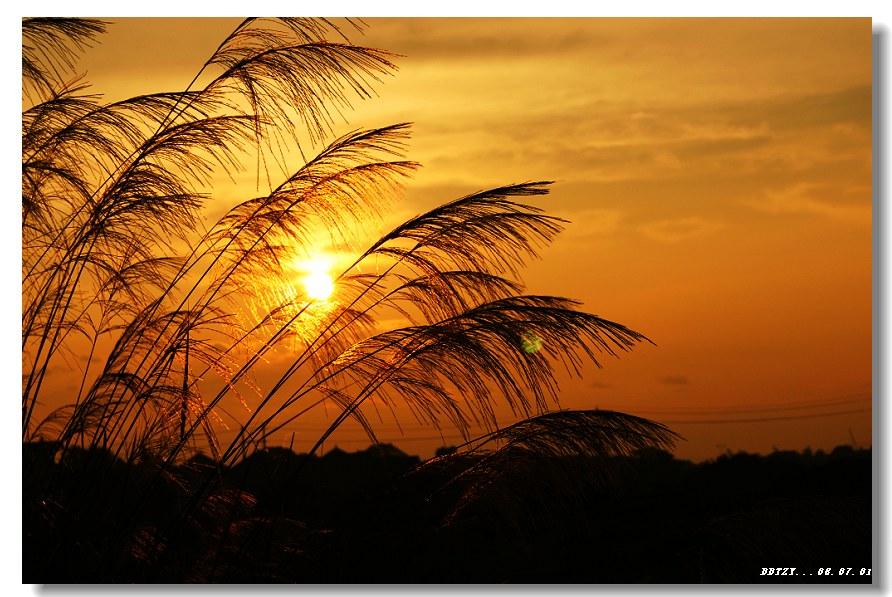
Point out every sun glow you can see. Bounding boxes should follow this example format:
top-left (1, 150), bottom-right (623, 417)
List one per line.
top-left (303, 269), bottom-right (335, 301)
top-left (298, 256), bottom-right (336, 302)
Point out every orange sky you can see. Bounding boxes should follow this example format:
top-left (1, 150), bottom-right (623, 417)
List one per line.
top-left (34, 17), bottom-right (873, 462)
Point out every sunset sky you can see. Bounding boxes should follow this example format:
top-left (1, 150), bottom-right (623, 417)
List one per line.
top-left (29, 17), bottom-right (874, 463)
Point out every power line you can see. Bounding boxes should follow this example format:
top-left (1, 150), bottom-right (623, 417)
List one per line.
top-left (596, 392), bottom-right (871, 416)
top-left (209, 392), bottom-right (872, 440)
top-left (657, 406), bottom-right (871, 425)
top-left (252, 407), bottom-right (872, 445)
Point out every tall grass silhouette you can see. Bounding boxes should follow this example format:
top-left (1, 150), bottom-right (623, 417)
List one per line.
top-left (23, 18), bottom-right (677, 582)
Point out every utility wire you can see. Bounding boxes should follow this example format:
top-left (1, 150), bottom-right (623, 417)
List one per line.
top-left (595, 393), bottom-right (871, 416)
top-left (237, 406), bottom-right (872, 445)
top-left (657, 406), bottom-right (871, 425)
top-left (207, 392), bottom-right (872, 453)
top-left (222, 392), bottom-right (872, 434)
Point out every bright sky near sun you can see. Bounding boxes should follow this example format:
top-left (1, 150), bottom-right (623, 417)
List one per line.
top-left (27, 16), bottom-right (874, 462)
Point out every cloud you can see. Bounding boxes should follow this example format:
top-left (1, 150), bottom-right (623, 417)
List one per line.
top-left (743, 183), bottom-right (871, 224)
top-left (588, 381), bottom-right (613, 390)
top-left (343, 19), bottom-right (869, 195)
top-left (555, 208), bottom-right (623, 238)
top-left (362, 18), bottom-right (601, 60)
top-left (659, 375), bottom-right (691, 386)
top-left (648, 85), bottom-right (871, 136)
top-left (639, 217), bottom-right (724, 244)
top-left (399, 79), bottom-right (870, 186)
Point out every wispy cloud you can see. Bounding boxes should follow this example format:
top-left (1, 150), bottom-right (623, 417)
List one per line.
top-left (556, 207), bottom-right (623, 238)
top-left (588, 381), bottom-right (613, 390)
top-left (744, 183), bottom-right (871, 224)
top-left (659, 375), bottom-right (691, 386)
top-left (639, 217), bottom-right (724, 244)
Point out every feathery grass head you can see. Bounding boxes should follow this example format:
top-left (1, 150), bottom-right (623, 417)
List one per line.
top-left (22, 18), bottom-right (674, 583)
top-left (22, 18), bottom-right (107, 103)
top-left (413, 409), bottom-right (681, 552)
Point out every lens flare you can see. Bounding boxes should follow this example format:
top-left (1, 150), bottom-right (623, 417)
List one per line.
top-left (521, 331), bottom-right (543, 354)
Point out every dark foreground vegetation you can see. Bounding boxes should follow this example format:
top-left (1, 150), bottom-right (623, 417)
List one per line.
top-left (21, 18), bottom-right (873, 586)
top-left (24, 440), bottom-right (872, 584)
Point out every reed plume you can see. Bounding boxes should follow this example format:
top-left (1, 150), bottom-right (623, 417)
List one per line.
top-left (22, 17), bottom-right (673, 582)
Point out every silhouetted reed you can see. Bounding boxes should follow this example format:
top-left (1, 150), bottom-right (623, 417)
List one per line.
top-left (22, 18), bottom-right (672, 582)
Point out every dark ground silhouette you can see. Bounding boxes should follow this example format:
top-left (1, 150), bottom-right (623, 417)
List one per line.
top-left (23, 441), bottom-right (873, 584)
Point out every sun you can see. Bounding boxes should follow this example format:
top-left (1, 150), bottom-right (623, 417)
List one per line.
top-left (298, 256), bottom-right (335, 302)
top-left (303, 269), bottom-right (335, 301)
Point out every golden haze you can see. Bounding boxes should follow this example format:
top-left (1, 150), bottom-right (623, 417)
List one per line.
top-left (44, 17), bottom-right (871, 462)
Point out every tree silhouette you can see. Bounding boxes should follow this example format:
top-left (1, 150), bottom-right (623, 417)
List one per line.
top-left (22, 18), bottom-right (675, 582)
